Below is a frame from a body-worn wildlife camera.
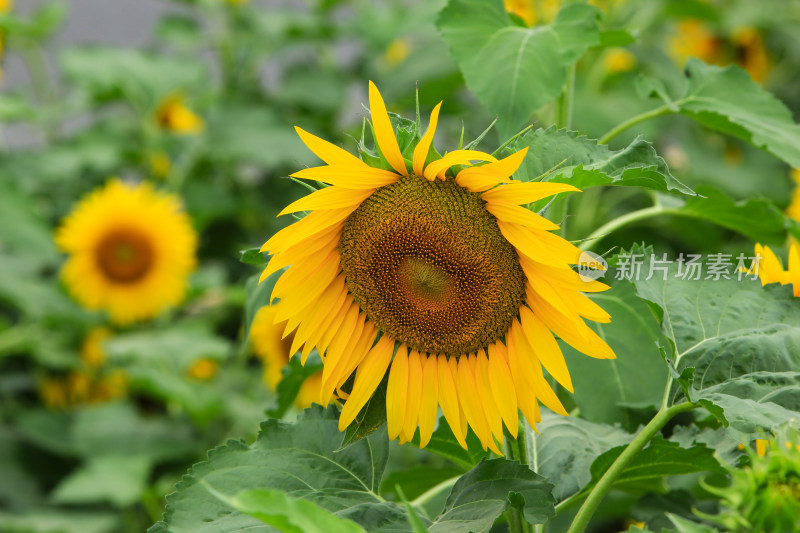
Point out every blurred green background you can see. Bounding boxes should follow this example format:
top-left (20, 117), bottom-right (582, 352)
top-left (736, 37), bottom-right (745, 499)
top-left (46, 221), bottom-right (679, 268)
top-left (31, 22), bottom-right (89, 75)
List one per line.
top-left (1, 0), bottom-right (799, 532)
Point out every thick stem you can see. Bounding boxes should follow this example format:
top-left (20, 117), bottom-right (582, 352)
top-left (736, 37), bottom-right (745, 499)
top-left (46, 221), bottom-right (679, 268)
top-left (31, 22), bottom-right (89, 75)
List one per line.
top-left (565, 402), bottom-right (696, 533)
top-left (504, 424), bottom-right (534, 533)
top-left (597, 105), bottom-right (673, 145)
top-left (554, 64), bottom-right (576, 130)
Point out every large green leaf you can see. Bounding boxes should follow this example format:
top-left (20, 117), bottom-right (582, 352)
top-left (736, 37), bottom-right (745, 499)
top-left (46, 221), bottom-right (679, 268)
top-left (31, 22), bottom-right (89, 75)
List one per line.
top-left (562, 282), bottom-right (669, 426)
top-left (512, 127), bottom-right (694, 195)
top-left (149, 405), bottom-right (401, 533)
top-left (428, 459), bottom-right (555, 532)
top-left (587, 437), bottom-right (722, 493)
top-left (50, 455), bottom-right (151, 508)
top-left (655, 186), bottom-right (788, 244)
top-left (151, 407), bottom-right (552, 533)
top-left (535, 410), bottom-right (632, 501)
top-left (231, 489), bottom-right (366, 533)
top-left (626, 245), bottom-right (800, 434)
top-left (437, 1), bottom-right (601, 133)
top-left (642, 58), bottom-right (800, 167)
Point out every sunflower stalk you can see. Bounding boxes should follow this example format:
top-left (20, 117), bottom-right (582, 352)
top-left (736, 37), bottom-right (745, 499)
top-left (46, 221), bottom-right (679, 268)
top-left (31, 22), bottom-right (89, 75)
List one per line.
top-left (554, 64), bottom-right (576, 130)
top-left (504, 420), bottom-right (536, 533)
top-left (565, 402), bottom-right (697, 533)
top-left (597, 105), bottom-right (673, 145)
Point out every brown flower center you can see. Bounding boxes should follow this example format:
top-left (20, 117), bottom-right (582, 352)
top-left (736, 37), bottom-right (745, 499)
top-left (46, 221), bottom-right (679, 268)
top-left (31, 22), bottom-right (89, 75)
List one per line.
top-left (96, 229), bottom-right (154, 283)
top-left (340, 174), bottom-right (526, 356)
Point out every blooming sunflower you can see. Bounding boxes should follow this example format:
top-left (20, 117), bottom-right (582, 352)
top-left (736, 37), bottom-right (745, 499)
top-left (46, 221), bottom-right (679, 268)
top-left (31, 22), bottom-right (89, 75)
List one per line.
top-left (250, 304), bottom-right (322, 409)
top-left (56, 179), bottom-right (197, 324)
top-left (260, 82), bottom-right (615, 453)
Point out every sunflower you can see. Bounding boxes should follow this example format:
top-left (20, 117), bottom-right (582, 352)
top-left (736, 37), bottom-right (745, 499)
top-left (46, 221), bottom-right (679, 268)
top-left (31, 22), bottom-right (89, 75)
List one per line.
top-left (250, 305), bottom-right (323, 409)
top-left (56, 179), bottom-right (197, 324)
top-left (260, 82), bottom-right (615, 453)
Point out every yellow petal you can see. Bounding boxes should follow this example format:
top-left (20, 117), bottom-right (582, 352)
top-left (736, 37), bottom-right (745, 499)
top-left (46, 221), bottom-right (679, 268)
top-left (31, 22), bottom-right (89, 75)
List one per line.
top-left (339, 335), bottom-right (396, 430)
top-left (789, 243), bottom-right (800, 297)
top-left (528, 293), bottom-right (616, 360)
top-left (457, 355), bottom-right (493, 452)
top-left (300, 288), bottom-right (350, 364)
top-left (519, 307), bottom-right (573, 393)
top-left (290, 277), bottom-right (347, 355)
top-left (481, 182), bottom-right (581, 204)
top-left (320, 304), bottom-right (363, 404)
top-left (504, 331), bottom-right (542, 427)
top-left (498, 222), bottom-right (580, 268)
top-left (386, 344), bottom-right (409, 439)
top-left (484, 200), bottom-right (560, 231)
top-left (423, 150), bottom-right (498, 181)
top-left (561, 290), bottom-right (612, 323)
top-left (438, 355), bottom-right (468, 448)
top-left (260, 224), bottom-right (341, 280)
top-left (412, 102), bottom-right (442, 176)
top-left (262, 208), bottom-right (351, 254)
top-left (291, 165), bottom-right (400, 189)
top-left (294, 126), bottom-right (366, 167)
top-left (401, 350), bottom-right (424, 442)
top-left (369, 81), bottom-right (408, 176)
top-left (475, 350), bottom-right (505, 444)
top-left (519, 257), bottom-right (609, 293)
top-left (418, 354), bottom-right (439, 448)
top-left (448, 356), bottom-right (469, 440)
top-left (455, 148), bottom-right (528, 191)
top-left (279, 186), bottom-right (374, 215)
top-left (487, 343), bottom-right (519, 438)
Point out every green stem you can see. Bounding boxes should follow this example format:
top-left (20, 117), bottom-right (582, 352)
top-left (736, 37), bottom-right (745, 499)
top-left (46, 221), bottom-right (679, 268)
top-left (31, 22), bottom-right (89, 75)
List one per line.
top-left (410, 475), bottom-right (459, 509)
top-left (565, 402), bottom-right (696, 533)
top-left (554, 64), bottom-right (576, 130)
top-left (578, 205), bottom-right (681, 251)
top-left (504, 422), bottom-right (534, 533)
top-left (597, 105), bottom-right (673, 145)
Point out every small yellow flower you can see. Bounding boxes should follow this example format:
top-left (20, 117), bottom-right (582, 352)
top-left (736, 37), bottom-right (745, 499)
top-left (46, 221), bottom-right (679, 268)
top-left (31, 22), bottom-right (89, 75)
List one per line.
top-left (383, 39), bottom-right (411, 69)
top-left (81, 327), bottom-right (112, 367)
top-left (670, 19), bottom-right (722, 66)
top-left (504, 0), bottom-right (560, 26)
top-left (155, 94), bottom-right (205, 135)
top-left (786, 169), bottom-right (800, 222)
top-left (732, 27), bottom-right (770, 83)
top-left (149, 150), bottom-right (172, 179)
top-left (250, 305), bottom-right (323, 409)
top-left (56, 179), bottom-right (197, 324)
top-left (603, 49), bottom-right (636, 74)
top-left (187, 358), bottom-right (219, 380)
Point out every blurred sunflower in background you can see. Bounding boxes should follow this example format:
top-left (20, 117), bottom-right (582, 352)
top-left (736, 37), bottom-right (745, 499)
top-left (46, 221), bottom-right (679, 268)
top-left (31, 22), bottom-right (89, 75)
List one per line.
top-left (249, 304), bottom-right (322, 408)
top-left (259, 82), bottom-right (615, 453)
top-left (155, 93), bottom-right (205, 134)
top-left (56, 179), bottom-right (197, 324)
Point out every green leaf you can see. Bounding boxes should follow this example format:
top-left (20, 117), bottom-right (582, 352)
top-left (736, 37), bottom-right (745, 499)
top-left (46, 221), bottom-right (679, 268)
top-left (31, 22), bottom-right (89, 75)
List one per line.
top-left (437, 1), bottom-right (601, 134)
top-left (50, 455), bottom-right (151, 508)
top-left (562, 281), bottom-right (669, 426)
top-left (239, 248), bottom-right (267, 266)
top-left (395, 486), bottom-right (431, 533)
top-left (588, 437), bottom-right (723, 493)
top-left (428, 458), bottom-right (555, 531)
top-left (149, 405), bottom-right (408, 533)
top-left (665, 513), bottom-right (722, 533)
top-left (628, 244), bottom-right (800, 434)
top-left (232, 489), bottom-right (366, 533)
top-left (665, 186), bottom-right (787, 244)
top-left (513, 127), bottom-right (694, 195)
top-left (409, 418), bottom-right (489, 471)
top-left (645, 58), bottom-right (800, 167)
top-left (536, 410), bottom-right (633, 501)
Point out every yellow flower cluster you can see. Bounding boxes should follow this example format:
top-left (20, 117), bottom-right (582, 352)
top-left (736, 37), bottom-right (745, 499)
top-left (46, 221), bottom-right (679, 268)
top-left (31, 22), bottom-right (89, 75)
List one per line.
top-left (39, 328), bottom-right (128, 409)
